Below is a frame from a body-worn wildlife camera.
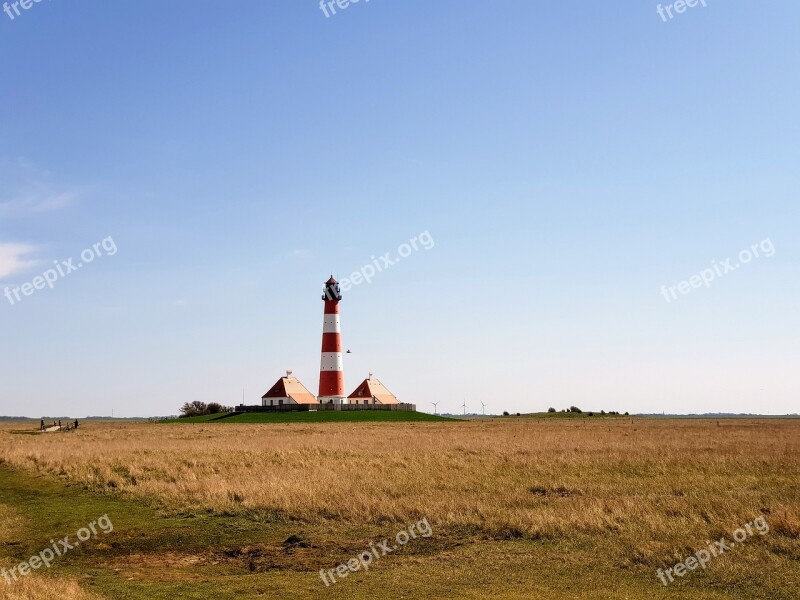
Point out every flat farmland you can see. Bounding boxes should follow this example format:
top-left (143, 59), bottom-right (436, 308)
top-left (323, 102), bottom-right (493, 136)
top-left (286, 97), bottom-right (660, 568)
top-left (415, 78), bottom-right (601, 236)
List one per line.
top-left (0, 418), bottom-right (798, 599)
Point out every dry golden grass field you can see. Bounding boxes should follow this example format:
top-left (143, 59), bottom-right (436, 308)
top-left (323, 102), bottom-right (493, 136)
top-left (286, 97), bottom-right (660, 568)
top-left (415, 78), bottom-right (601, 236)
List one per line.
top-left (0, 417), bottom-right (798, 599)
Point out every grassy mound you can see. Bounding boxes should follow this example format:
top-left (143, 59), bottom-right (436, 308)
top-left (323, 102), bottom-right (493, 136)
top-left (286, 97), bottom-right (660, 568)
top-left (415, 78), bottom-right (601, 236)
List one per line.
top-left (166, 411), bottom-right (453, 424)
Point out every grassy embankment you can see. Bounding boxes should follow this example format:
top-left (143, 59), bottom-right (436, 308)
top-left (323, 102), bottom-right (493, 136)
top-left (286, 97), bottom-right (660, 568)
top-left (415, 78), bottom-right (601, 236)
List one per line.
top-left (167, 411), bottom-right (451, 424)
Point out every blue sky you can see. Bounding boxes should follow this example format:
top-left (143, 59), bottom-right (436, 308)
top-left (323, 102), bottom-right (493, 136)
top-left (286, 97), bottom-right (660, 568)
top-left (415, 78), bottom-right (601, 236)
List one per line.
top-left (1, 1), bottom-right (798, 417)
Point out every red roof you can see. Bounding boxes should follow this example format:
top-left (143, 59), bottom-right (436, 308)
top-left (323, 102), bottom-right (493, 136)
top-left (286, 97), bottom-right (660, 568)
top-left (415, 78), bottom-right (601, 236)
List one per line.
top-left (261, 377), bottom-right (317, 405)
top-left (347, 377), bottom-right (400, 405)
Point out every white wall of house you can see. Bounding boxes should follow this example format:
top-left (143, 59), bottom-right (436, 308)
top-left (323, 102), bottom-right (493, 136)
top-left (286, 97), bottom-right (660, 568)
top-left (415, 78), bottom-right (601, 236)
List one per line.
top-left (262, 396), bottom-right (294, 406)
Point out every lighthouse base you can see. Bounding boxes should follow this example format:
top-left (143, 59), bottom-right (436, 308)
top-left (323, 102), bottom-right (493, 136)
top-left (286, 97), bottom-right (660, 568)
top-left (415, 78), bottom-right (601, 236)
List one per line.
top-left (318, 396), bottom-right (348, 406)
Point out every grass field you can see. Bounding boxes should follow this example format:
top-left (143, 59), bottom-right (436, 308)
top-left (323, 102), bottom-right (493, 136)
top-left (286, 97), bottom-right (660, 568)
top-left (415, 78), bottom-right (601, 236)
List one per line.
top-left (166, 410), bottom-right (452, 423)
top-left (0, 417), bottom-right (798, 599)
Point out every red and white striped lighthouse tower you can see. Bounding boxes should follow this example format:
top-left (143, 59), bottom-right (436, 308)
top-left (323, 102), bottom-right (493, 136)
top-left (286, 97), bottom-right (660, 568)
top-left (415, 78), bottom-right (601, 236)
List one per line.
top-left (318, 276), bottom-right (346, 405)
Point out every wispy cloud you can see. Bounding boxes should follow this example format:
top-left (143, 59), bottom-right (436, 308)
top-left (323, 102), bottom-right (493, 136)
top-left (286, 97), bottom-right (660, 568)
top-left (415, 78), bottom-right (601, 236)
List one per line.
top-left (0, 157), bottom-right (81, 219)
top-left (0, 243), bottom-right (39, 279)
top-left (0, 190), bottom-right (77, 218)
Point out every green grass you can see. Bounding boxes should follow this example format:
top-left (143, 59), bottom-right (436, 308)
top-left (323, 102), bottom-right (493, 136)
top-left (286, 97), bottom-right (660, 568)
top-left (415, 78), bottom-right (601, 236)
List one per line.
top-left (165, 411), bottom-right (453, 424)
top-left (1, 465), bottom-right (774, 600)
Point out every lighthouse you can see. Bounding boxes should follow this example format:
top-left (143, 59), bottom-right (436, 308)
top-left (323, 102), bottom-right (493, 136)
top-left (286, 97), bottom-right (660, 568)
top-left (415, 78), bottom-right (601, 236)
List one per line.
top-left (318, 276), bottom-right (346, 405)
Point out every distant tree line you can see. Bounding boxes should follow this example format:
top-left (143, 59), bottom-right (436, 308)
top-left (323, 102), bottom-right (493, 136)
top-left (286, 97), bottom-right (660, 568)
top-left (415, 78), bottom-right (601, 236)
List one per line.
top-left (497, 407), bottom-right (631, 417)
top-left (179, 401), bottom-right (234, 418)
top-left (547, 407), bottom-right (629, 416)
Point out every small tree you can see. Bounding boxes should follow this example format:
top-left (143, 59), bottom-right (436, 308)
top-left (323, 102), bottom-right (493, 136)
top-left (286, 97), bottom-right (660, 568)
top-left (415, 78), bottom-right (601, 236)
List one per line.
top-left (180, 401), bottom-right (208, 418)
top-left (547, 407), bottom-right (556, 413)
top-left (502, 411), bottom-right (510, 416)
top-left (569, 406), bottom-right (582, 413)
top-left (207, 403), bottom-right (224, 415)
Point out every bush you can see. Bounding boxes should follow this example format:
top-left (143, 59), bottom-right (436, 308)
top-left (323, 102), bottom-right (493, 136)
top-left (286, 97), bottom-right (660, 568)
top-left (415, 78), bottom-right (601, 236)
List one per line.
top-left (180, 402), bottom-right (233, 418)
top-left (547, 407), bottom-right (556, 413)
top-left (502, 411), bottom-right (510, 416)
top-left (207, 403), bottom-right (234, 415)
top-left (180, 401), bottom-right (208, 418)
top-left (569, 406), bottom-right (582, 413)
top-left (588, 412), bottom-right (594, 417)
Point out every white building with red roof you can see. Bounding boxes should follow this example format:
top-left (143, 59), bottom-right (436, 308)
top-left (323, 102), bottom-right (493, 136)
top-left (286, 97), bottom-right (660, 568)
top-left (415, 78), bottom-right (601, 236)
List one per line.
top-left (347, 374), bottom-right (400, 406)
top-left (261, 371), bottom-right (318, 407)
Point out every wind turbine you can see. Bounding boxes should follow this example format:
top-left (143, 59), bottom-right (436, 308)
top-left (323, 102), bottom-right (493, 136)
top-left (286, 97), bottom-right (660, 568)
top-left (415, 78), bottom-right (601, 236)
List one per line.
top-left (431, 401), bottom-right (440, 415)
top-left (481, 401), bottom-right (488, 416)
top-left (462, 399), bottom-right (468, 416)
